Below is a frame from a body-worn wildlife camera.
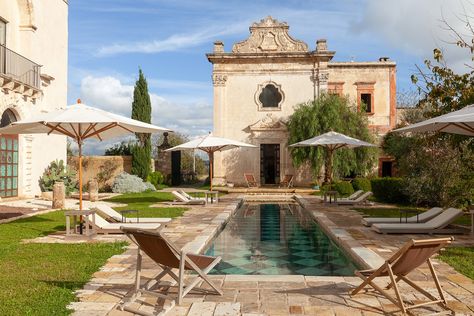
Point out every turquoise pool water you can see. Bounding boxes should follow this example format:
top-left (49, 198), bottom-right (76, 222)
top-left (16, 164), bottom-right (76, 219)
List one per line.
top-left (205, 203), bottom-right (358, 275)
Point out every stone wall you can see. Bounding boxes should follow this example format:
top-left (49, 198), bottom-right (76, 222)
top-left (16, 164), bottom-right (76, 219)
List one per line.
top-left (67, 156), bottom-right (132, 190)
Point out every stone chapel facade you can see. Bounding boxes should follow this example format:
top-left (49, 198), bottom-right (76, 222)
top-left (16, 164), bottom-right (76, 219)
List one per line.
top-left (207, 16), bottom-right (396, 186)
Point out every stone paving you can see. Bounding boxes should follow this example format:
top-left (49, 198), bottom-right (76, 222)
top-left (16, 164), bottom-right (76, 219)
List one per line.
top-left (67, 194), bottom-right (474, 316)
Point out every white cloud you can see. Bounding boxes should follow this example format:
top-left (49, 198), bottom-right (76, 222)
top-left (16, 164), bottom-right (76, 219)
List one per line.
top-left (96, 22), bottom-right (247, 56)
top-left (353, 0), bottom-right (472, 71)
top-left (78, 75), bottom-right (213, 154)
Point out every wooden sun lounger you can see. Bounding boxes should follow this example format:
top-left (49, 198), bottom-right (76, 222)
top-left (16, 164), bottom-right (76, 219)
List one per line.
top-left (371, 208), bottom-right (465, 234)
top-left (351, 237), bottom-right (455, 315)
top-left (362, 207), bottom-right (444, 227)
top-left (92, 203), bottom-right (172, 224)
top-left (120, 227), bottom-right (222, 313)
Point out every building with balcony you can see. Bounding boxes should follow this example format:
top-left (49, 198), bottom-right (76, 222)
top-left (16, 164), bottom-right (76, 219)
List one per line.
top-left (208, 16), bottom-right (396, 186)
top-left (0, 0), bottom-right (68, 198)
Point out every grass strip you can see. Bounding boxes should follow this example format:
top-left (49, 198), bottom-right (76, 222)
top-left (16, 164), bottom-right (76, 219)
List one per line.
top-left (105, 191), bottom-right (187, 218)
top-left (438, 247), bottom-right (474, 280)
top-left (0, 211), bottom-right (126, 315)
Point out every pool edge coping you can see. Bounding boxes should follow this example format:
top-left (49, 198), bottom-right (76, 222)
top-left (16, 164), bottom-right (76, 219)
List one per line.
top-left (294, 194), bottom-right (385, 270)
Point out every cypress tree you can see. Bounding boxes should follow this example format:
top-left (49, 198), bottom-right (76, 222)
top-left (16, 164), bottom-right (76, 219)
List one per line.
top-left (131, 68), bottom-right (152, 180)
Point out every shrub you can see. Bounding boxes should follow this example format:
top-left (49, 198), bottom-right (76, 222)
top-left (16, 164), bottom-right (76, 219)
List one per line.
top-left (147, 171), bottom-right (164, 189)
top-left (39, 160), bottom-right (77, 195)
top-left (333, 181), bottom-right (354, 197)
top-left (370, 177), bottom-right (408, 204)
top-left (352, 177), bottom-right (371, 192)
top-left (112, 172), bottom-right (156, 193)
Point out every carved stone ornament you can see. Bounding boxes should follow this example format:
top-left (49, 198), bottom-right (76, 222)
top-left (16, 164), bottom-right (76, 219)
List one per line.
top-left (232, 16), bottom-right (308, 53)
top-left (248, 113), bottom-right (287, 132)
top-left (212, 74), bottom-right (227, 86)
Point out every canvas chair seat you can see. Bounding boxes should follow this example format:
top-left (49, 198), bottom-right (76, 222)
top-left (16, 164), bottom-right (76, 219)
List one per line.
top-left (119, 227), bottom-right (222, 314)
top-left (352, 237), bottom-right (455, 315)
top-left (244, 173), bottom-right (258, 188)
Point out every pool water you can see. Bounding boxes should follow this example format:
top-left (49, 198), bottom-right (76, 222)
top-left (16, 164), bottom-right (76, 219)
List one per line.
top-left (205, 203), bottom-right (358, 275)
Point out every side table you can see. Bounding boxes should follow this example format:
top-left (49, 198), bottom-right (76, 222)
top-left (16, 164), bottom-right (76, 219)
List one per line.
top-left (65, 209), bottom-right (96, 236)
top-left (323, 191), bottom-right (338, 204)
top-left (204, 191), bottom-right (219, 204)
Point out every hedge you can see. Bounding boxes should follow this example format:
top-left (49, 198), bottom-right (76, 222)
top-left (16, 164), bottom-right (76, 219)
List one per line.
top-left (370, 177), bottom-right (408, 204)
top-left (352, 177), bottom-right (371, 192)
top-left (322, 181), bottom-right (354, 197)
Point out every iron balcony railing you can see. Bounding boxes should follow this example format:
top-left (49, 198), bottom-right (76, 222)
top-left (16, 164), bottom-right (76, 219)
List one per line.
top-left (0, 44), bottom-right (41, 89)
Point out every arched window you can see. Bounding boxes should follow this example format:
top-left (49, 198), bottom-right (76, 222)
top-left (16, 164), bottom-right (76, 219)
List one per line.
top-left (259, 84), bottom-right (282, 108)
top-left (0, 109), bottom-right (17, 127)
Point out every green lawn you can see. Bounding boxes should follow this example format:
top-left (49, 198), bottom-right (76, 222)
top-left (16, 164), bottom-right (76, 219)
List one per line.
top-left (0, 211), bottom-right (126, 315)
top-left (104, 191), bottom-right (187, 218)
top-left (438, 247), bottom-right (474, 280)
top-left (353, 207), bottom-right (472, 226)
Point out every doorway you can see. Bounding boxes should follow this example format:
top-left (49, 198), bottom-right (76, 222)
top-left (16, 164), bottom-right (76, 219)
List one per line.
top-left (381, 161), bottom-right (393, 177)
top-left (0, 109), bottom-right (18, 198)
top-left (260, 144), bottom-right (280, 185)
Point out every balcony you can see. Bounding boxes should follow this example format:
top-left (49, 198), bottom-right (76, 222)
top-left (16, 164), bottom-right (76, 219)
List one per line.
top-left (0, 44), bottom-right (42, 100)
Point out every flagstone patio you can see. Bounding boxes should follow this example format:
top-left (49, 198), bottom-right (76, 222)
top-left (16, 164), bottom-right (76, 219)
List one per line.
top-left (67, 194), bottom-right (474, 316)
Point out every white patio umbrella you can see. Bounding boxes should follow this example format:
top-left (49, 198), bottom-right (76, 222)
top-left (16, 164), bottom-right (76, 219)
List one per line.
top-left (289, 131), bottom-right (376, 183)
top-left (166, 134), bottom-right (256, 191)
top-left (394, 105), bottom-right (474, 136)
top-left (0, 100), bottom-right (171, 212)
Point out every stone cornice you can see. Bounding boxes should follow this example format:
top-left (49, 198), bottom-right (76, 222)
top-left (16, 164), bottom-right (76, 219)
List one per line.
top-left (207, 51), bottom-right (335, 64)
top-left (329, 61), bottom-right (396, 68)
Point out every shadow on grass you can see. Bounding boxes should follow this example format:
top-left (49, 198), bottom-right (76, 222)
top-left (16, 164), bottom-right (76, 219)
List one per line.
top-left (39, 279), bottom-right (86, 291)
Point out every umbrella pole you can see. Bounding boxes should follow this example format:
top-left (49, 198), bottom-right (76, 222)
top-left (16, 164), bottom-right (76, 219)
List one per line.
top-left (209, 151), bottom-right (213, 191)
top-left (78, 141), bottom-right (83, 234)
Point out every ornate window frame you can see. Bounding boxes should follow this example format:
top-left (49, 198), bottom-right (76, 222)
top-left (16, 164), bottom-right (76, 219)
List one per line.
top-left (255, 81), bottom-right (284, 111)
top-left (355, 81), bottom-right (375, 115)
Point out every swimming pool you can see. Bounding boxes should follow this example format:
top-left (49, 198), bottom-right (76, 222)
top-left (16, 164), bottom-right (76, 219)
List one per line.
top-left (204, 203), bottom-right (358, 275)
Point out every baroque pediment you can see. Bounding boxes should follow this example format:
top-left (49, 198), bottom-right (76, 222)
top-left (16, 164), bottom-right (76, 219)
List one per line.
top-left (232, 16), bottom-right (308, 53)
top-left (248, 113), bottom-right (287, 132)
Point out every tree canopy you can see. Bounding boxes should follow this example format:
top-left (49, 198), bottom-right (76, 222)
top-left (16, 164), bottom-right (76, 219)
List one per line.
top-left (287, 94), bottom-right (377, 183)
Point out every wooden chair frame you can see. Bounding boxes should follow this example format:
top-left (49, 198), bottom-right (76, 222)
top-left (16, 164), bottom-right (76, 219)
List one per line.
top-left (351, 238), bottom-right (455, 315)
top-left (244, 173), bottom-right (258, 188)
top-left (120, 228), bottom-right (222, 315)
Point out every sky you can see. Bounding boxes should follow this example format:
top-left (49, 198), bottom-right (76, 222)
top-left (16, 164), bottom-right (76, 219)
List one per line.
top-left (68, 0), bottom-right (472, 154)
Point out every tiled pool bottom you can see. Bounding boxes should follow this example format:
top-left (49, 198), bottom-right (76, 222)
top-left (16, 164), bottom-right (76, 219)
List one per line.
top-left (205, 203), bottom-right (358, 275)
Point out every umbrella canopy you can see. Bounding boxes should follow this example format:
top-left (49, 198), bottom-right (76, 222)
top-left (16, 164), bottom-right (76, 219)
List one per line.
top-left (394, 105), bottom-right (474, 136)
top-left (166, 134), bottom-right (256, 190)
top-left (0, 101), bottom-right (171, 213)
top-left (289, 131), bottom-right (376, 184)
top-left (0, 102), bottom-right (170, 140)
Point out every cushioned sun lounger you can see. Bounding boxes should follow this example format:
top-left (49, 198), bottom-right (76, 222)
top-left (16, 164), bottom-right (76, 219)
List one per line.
top-left (178, 190), bottom-right (205, 201)
top-left (362, 207), bottom-right (444, 227)
top-left (92, 203), bottom-right (172, 224)
top-left (351, 237), bottom-right (455, 315)
top-left (87, 213), bottom-right (161, 234)
top-left (119, 227), bottom-right (222, 313)
top-left (337, 191), bottom-right (372, 205)
top-left (167, 191), bottom-right (205, 205)
top-left (339, 190), bottom-right (364, 201)
top-left (371, 208), bottom-right (464, 234)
